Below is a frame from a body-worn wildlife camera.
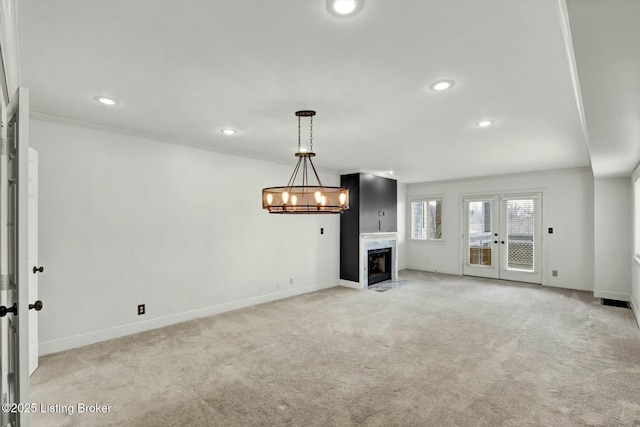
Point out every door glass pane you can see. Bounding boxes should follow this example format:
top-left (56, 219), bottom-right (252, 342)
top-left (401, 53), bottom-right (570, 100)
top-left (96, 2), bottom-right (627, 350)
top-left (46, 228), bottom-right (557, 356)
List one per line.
top-left (428, 200), bottom-right (442, 239)
top-left (468, 201), bottom-right (492, 266)
top-left (506, 199), bottom-right (534, 271)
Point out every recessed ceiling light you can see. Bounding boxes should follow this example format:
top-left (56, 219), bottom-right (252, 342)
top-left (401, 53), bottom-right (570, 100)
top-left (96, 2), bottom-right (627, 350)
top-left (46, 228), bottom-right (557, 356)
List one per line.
top-left (95, 96), bottom-right (117, 106)
top-left (334, 0), bottom-right (356, 14)
top-left (326, 0), bottom-right (364, 18)
top-left (430, 80), bottom-right (455, 91)
top-left (221, 129), bottom-right (237, 136)
top-left (476, 120), bottom-right (494, 127)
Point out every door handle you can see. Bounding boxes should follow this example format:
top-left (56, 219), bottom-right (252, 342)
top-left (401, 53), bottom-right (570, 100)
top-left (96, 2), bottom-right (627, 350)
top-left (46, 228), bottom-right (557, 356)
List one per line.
top-left (29, 300), bottom-right (43, 311)
top-left (33, 266), bottom-right (44, 274)
top-left (0, 303), bottom-right (17, 317)
top-left (0, 301), bottom-right (43, 316)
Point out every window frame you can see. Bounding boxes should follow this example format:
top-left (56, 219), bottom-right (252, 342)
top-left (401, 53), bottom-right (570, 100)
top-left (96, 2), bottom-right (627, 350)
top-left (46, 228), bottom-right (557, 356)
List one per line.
top-left (409, 196), bottom-right (444, 243)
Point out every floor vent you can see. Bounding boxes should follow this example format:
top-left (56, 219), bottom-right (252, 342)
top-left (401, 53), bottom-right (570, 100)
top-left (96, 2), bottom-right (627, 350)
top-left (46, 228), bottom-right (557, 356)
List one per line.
top-left (601, 299), bottom-right (630, 309)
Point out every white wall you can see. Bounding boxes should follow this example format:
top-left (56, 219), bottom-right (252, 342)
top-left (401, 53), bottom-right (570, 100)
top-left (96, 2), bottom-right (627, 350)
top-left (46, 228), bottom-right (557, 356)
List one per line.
top-left (406, 168), bottom-right (595, 291)
top-left (594, 178), bottom-right (632, 301)
top-left (397, 182), bottom-right (407, 270)
top-left (30, 119), bottom-right (341, 355)
top-left (0, 0), bottom-right (20, 98)
top-left (632, 165), bottom-right (640, 326)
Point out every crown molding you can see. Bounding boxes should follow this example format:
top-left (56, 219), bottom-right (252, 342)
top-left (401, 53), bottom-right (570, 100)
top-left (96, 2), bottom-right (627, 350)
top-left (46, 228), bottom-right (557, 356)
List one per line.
top-left (30, 111), bottom-right (342, 175)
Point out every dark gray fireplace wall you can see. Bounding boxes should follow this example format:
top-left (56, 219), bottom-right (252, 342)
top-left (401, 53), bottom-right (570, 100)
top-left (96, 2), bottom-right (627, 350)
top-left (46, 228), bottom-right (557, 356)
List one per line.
top-left (340, 173), bottom-right (398, 281)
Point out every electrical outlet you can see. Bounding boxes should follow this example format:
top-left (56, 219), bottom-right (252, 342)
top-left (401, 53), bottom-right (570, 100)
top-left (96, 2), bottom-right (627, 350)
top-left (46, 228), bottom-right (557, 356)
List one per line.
top-left (552, 270), bottom-right (558, 277)
top-left (320, 228), bottom-right (324, 235)
top-left (138, 304), bottom-right (145, 315)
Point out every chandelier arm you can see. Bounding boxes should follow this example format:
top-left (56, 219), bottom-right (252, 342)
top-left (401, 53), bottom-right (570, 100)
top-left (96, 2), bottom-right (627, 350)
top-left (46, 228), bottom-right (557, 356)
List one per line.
top-left (308, 156), bottom-right (325, 189)
top-left (301, 158), bottom-right (309, 198)
top-left (286, 156), bottom-right (304, 188)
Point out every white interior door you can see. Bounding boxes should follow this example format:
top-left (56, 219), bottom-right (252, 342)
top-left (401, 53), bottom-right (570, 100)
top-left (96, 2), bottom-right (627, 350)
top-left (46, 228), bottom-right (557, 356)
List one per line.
top-left (0, 79), bottom-right (11, 427)
top-left (0, 87), bottom-right (31, 427)
top-left (464, 193), bottom-right (542, 284)
top-left (27, 148), bottom-right (38, 376)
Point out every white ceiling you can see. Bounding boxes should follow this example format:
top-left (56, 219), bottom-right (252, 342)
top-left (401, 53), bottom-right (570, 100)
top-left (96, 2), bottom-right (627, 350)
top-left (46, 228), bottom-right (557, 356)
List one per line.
top-left (15, 0), bottom-right (637, 183)
top-left (566, 0), bottom-right (640, 179)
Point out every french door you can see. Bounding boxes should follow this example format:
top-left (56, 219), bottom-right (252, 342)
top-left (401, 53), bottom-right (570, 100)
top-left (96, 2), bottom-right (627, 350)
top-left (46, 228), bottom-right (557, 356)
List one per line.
top-left (1, 87), bottom-right (32, 427)
top-left (463, 194), bottom-right (542, 284)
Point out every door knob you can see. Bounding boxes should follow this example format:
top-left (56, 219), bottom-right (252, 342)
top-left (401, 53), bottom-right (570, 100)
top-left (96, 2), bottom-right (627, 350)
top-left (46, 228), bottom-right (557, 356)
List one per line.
top-left (33, 266), bottom-right (44, 274)
top-left (0, 303), bottom-right (17, 317)
top-left (494, 241), bottom-right (498, 244)
top-left (501, 241), bottom-right (505, 244)
top-left (29, 300), bottom-right (43, 311)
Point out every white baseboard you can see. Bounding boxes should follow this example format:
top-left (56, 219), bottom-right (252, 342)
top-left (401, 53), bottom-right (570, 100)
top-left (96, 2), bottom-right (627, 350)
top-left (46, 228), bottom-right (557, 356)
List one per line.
top-left (404, 266), bottom-right (459, 276)
top-left (403, 268), bottom-right (594, 293)
top-left (593, 290), bottom-right (630, 302)
top-left (339, 279), bottom-right (362, 289)
top-left (39, 282), bottom-right (335, 356)
top-left (543, 279), bottom-right (593, 292)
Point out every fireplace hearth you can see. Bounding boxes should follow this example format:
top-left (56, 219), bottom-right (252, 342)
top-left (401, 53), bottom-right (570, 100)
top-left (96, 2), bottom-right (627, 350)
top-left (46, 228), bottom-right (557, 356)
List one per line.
top-left (368, 247), bottom-right (392, 285)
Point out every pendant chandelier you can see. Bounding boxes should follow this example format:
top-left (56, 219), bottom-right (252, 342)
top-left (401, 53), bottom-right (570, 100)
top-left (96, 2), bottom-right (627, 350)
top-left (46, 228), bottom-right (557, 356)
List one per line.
top-left (262, 110), bottom-right (349, 214)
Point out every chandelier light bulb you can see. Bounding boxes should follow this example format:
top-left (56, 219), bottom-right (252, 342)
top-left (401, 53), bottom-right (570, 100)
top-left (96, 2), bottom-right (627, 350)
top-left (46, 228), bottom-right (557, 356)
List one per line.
top-left (321, 195), bottom-right (327, 206)
top-left (339, 192), bottom-right (347, 205)
top-left (291, 195), bottom-right (297, 206)
top-left (314, 191), bottom-right (322, 204)
top-left (282, 191), bottom-right (289, 204)
top-left (266, 194), bottom-right (273, 205)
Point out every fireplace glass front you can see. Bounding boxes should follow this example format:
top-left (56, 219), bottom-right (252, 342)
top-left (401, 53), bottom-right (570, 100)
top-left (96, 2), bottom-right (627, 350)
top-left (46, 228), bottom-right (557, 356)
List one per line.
top-left (368, 247), bottom-right (392, 285)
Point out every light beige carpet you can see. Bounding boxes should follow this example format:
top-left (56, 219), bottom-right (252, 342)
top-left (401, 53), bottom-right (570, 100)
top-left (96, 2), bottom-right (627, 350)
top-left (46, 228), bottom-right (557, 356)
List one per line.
top-left (31, 270), bottom-right (640, 426)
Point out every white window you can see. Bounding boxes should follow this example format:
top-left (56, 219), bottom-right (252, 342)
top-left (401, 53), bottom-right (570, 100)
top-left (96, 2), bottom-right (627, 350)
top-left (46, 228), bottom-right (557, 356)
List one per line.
top-left (411, 198), bottom-right (442, 240)
top-left (635, 177), bottom-right (640, 258)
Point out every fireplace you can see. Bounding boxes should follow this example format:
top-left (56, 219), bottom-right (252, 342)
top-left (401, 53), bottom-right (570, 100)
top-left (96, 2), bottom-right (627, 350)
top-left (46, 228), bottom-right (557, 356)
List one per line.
top-left (339, 232), bottom-right (397, 289)
top-left (368, 247), bottom-right (392, 285)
